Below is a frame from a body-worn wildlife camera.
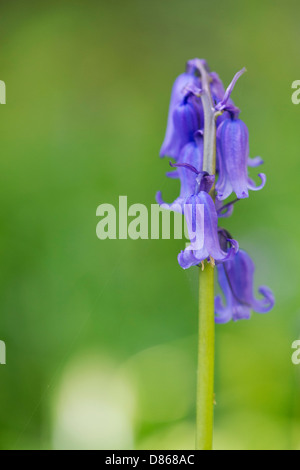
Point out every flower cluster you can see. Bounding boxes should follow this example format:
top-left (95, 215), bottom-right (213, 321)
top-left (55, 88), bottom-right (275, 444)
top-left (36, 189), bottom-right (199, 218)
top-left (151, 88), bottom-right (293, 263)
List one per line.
top-left (157, 59), bottom-right (274, 323)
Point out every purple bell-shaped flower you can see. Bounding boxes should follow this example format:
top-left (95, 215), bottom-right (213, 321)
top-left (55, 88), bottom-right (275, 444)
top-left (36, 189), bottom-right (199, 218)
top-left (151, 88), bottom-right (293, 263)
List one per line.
top-left (216, 118), bottom-right (266, 200)
top-left (215, 243), bottom-right (275, 323)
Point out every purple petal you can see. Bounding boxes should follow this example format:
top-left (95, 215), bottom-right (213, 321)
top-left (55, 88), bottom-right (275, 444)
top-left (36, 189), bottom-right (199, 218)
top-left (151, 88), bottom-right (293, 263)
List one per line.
top-left (232, 305), bottom-right (252, 321)
top-left (184, 193), bottom-right (238, 263)
top-left (215, 258), bottom-right (251, 323)
top-left (160, 73), bottom-right (196, 158)
top-left (215, 249), bottom-right (275, 323)
top-left (176, 138), bottom-right (204, 199)
top-left (160, 75), bottom-right (203, 159)
top-left (248, 156), bottom-right (264, 167)
top-left (222, 250), bottom-right (275, 318)
top-left (155, 191), bottom-right (184, 213)
top-left (166, 170), bottom-right (179, 179)
top-left (178, 249), bottom-right (205, 270)
top-left (216, 110), bottom-right (233, 128)
top-left (216, 119), bottom-right (250, 200)
top-left (215, 295), bottom-right (232, 324)
top-left (251, 286), bottom-right (275, 313)
top-left (215, 264), bottom-right (234, 323)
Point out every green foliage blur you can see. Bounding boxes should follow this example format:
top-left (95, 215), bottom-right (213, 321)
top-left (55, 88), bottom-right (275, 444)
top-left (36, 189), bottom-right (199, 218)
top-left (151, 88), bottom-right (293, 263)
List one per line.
top-left (0, 0), bottom-right (300, 450)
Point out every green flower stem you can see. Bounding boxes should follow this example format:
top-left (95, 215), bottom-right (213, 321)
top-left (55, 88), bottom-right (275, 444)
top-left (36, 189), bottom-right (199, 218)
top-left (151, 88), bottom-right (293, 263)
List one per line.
top-left (196, 263), bottom-right (215, 450)
top-left (195, 60), bottom-right (217, 451)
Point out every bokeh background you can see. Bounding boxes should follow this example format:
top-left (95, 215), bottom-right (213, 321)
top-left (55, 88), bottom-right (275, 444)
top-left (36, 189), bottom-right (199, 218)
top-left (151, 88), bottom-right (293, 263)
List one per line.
top-left (0, 0), bottom-right (300, 450)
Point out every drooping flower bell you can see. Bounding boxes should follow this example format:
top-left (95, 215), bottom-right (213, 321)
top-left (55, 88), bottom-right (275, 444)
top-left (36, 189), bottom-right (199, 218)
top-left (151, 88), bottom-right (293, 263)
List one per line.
top-left (160, 70), bottom-right (203, 160)
top-left (216, 118), bottom-right (266, 200)
top-left (214, 234), bottom-right (275, 323)
top-left (175, 172), bottom-right (239, 269)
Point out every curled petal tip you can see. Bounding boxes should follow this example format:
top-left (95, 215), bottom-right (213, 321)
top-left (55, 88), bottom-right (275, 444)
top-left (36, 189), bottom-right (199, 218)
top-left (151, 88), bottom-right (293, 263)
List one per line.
top-left (255, 286), bottom-right (275, 313)
top-left (177, 249), bottom-right (198, 270)
top-left (247, 173), bottom-right (266, 191)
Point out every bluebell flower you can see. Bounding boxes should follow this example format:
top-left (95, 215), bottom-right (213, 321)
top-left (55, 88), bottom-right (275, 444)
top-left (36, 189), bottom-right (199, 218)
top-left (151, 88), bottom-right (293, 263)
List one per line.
top-left (216, 118), bottom-right (266, 200)
top-left (160, 70), bottom-right (203, 160)
top-left (176, 173), bottom-right (239, 269)
top-left (215, 237), bottom-right (275, 323)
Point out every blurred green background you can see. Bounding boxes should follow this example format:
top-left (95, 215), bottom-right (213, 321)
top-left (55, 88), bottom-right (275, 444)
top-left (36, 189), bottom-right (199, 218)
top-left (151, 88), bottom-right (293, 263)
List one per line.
top-left (0, 0), bottom-right (300, 450)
